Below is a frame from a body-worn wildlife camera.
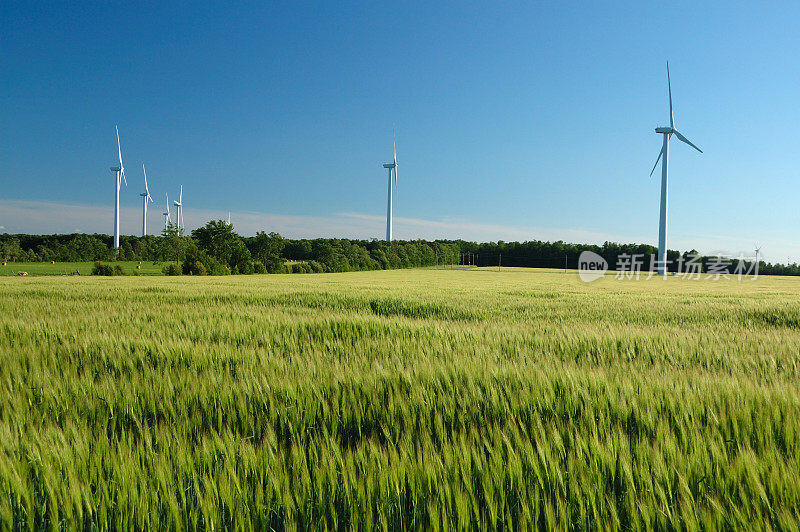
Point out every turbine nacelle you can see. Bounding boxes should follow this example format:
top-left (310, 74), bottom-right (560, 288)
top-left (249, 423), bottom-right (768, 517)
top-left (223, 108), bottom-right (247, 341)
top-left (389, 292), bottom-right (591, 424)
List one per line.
top-left (110, 166), bottom-right (121, 172)
top-left (383, 163), bottom-right (396, 169)
top-left (655, 127), bottom-right (673, 134)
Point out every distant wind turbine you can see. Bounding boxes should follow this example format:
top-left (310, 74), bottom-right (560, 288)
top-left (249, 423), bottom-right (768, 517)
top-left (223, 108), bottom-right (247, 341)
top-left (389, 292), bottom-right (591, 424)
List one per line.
top-left (110, 125), bottom-right (127, 252)
top-left (173, 186), bottom-right (183, 230)
top-left (649, 63), bottom-right (703, 276)
top-left (163, 193), bottom-right (172, 230)
top-left (754, 244), bottom-right (761, 266)
top-left (140, 164), bottom-right (153, 236)
top-left (381, 129), bottom-right (398, 241)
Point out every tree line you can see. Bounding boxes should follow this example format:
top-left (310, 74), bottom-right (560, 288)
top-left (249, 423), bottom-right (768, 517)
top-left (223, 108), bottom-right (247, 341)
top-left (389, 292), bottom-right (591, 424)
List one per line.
top-left (450, 240), bottom-right (789, 275)
top-left (0, 222), bottom-right (461, 275)
top-left (1, 223), bottom-right (797, 275)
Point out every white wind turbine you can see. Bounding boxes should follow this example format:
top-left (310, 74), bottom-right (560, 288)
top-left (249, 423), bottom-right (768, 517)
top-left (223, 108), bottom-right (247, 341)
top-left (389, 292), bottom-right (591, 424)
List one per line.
top-left (140, 164), bottom-right (153, 236)
top-left (173, 186), bottom-right (183, 231)
top-left (110, 125), bottom-right (127, 252)
top-left (381, 130), bottom-right (398, 241)
top-left (649, 62), bottom-right (703, 276)
top-left (162, 193), bottom-right (172, 230)
top-left (754, 244), bottom-right (761, 266)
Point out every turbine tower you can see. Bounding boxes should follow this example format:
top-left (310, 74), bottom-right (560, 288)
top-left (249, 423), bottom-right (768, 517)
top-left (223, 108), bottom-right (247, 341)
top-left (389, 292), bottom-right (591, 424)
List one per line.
top-left (140, 164), bottom-right (153, 236)
top-left (173, 186), bottom-right (183, 231)
top-left (163, 193), bottom-right (172, 230)
top-left (111, 125), bottom-right (127, 252)
top-left (381, 130), bottom-right (398, 241)
top-left (649, 63), bottom-right (702, 276)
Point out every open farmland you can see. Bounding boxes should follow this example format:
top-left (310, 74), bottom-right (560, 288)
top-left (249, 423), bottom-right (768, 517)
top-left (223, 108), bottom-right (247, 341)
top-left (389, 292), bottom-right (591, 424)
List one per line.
top-left (0, 261), bottom-right (163, 276)
top-left (1, 268), bottom-right (799, 529)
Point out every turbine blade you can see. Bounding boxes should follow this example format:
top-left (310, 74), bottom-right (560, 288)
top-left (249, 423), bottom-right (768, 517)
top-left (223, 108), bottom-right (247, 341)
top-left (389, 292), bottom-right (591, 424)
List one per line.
top-left (393, 128), bottom-right (397, 183)
top-left (667, 62), bottom-right (674, 129)
top-left (116, 125), bottom-right (124, 167)
top-left (673, 130), bottom-right (703, 153)
top-left (143, 164), bottom-right (149, 194)
top-left (179, 185), bottom-right (182, 203)
top-left (649, 146), bottom-right (664, 177)
top-left (121, 167), bottom-right (127, 187)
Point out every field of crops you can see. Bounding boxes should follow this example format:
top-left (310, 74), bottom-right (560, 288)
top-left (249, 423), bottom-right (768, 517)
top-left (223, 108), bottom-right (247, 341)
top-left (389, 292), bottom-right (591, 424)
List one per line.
top-left (0, 261), bottom-right (163, 276)
top-left (1, 268), bottom-right (799, 529)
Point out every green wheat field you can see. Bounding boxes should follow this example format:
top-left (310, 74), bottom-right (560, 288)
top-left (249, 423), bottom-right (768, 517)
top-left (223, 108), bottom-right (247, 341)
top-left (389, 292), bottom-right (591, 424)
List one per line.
top-left (1, 268), bottom-right (799, 529)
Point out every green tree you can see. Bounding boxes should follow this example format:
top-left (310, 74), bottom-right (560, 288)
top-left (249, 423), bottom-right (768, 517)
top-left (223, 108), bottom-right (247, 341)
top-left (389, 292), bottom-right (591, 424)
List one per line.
top-left (250, 231), bottom-right (286, 273)
top-left (119, 240), bottom-right (135, 261)
top-left (191, 220), bottom-right (242, 267)
top-left (228, 239), bottom-right (253, 273)
top-left (250, 232), bottom-right (283, 259)
top-left (284, 240), bottom-right (312, 260)
top-left (161, 223), bottom-right (187, 264)
top-left (1, 238), bottom-right (23, 261)
top-left (182, 241), bottom-right (227, 275)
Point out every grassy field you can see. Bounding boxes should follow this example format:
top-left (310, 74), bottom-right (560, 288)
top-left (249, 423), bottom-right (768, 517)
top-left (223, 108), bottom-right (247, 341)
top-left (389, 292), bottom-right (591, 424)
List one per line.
top-left (0, 261), bottom-right (164, 276)
top-left (1, 268), bottom-right (799, 529)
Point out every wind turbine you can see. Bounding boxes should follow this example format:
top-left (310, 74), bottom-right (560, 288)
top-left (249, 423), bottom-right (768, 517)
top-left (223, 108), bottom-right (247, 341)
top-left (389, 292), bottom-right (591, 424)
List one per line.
top-left (173, 186), bottom-right (183, 231)
top-left (140, 164), bottom-right (153, 236)
top-left (381, 129), bottom-right (398, 241)
top-left (110, 125), bottom-right (127, 252)
top-left (649, 63), bottom-right (702, 276)
top-left (754, 244), bottom-right (761, 267)
top-left (162, 193), bottom-right (172, 230)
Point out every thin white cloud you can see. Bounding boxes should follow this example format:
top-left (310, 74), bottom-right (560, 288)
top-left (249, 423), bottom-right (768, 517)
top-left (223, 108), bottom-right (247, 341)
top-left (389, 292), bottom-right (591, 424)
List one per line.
top-left (0, 199), bottom-right (374, 238)
top-left (0, 199), bottom-right (647, 244)
top-left (0, 198), bottom-right (795, 262)
top-left (337, 212), bottom-right (652, 246)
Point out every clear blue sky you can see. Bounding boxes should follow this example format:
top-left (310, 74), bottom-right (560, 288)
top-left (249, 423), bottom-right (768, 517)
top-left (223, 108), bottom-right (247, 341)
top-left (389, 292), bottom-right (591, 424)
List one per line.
top-left (2, 1), bottom-right (799, 261)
